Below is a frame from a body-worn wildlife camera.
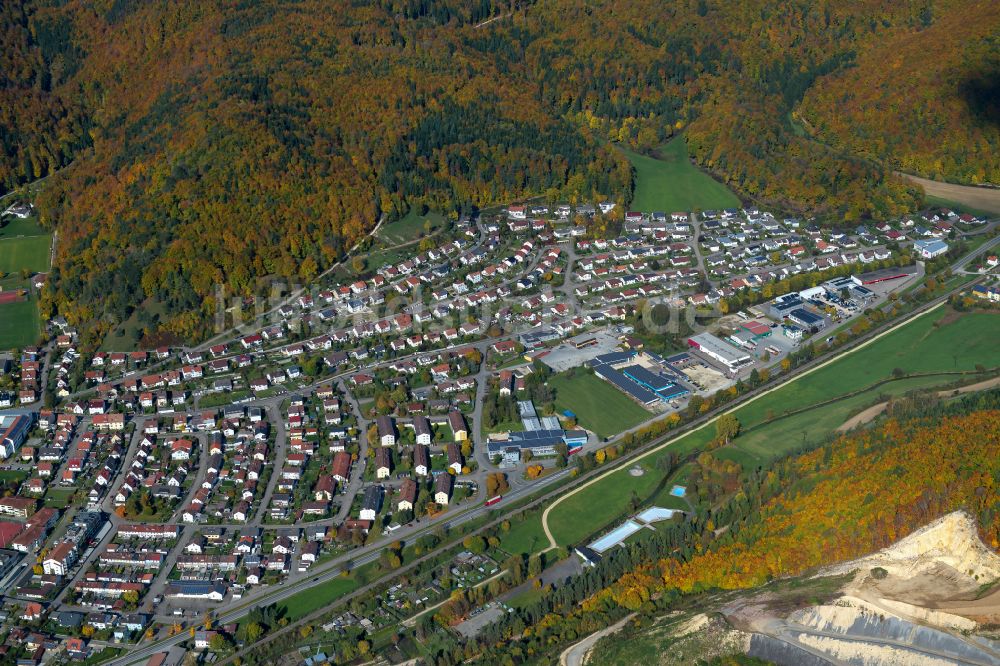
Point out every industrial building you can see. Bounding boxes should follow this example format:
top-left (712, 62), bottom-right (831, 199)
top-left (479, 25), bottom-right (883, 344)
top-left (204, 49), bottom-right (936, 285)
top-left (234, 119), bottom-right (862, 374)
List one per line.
top-left (686, 333), bottom-right (753, 373)
top-left (788, 308), bottom-right (825, 330)
top-left (852, 266), bottom-right (918, 285)
top-left (764, 293), bottom-right (804, 320)
top-left (589, 351), bottom-right (690, 405)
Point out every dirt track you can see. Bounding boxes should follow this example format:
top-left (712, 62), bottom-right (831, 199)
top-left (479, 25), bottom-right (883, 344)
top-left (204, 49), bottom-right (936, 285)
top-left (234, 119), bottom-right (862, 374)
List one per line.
top-left (559, 613), bottom-right (635, 666)
top-left (897, 172), bottom-right (1000, 215)
top-left (837, 376), bottom-right (1000, 432)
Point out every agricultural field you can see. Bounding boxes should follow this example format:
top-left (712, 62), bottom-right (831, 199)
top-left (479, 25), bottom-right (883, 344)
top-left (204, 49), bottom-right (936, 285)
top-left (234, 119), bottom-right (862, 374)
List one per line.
top-left (533, 307), bottom-right (1000, 549)
top-left (549, 371), bottom-right (651, 440)
top-left (621, 137), bottom-right (741, 213)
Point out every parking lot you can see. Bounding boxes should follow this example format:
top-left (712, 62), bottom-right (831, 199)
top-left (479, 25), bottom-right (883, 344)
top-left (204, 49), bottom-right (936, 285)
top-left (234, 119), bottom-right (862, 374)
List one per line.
top-left (538, 329), bottom-right (623, 373)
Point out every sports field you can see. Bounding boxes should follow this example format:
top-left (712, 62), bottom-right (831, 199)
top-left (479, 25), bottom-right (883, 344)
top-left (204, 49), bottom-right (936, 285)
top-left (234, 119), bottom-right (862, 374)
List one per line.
top-left (549, 371), bottom-right (651, 440)
top-left (621, 137), bottom-right (741, 213)
top-left (504, 308), bottom-right (1000, 550)
top-left (0, 233), bottom-right (49, 276)
top-left (0, 214), bottom-right (50, 349)
top-left (0, 297), bottom-right (41, 349)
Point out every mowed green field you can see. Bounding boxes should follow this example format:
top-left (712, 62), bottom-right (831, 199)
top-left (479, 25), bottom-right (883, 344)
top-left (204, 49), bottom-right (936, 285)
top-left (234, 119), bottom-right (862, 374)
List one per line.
top-left (513, 308), bottom-right (1000, 550)
top-left (0, 215), bottom-right (50, 349)
top-left (0, 296), bottom-right (41, 349)
top-left (621, 137), bottom-right (741, 213)
top-left (549, 371), bottom-right (651, 440)
top-left (0, 233), bottom-right (49, 276)
top-left (543, 428), bottom-right (715, 547)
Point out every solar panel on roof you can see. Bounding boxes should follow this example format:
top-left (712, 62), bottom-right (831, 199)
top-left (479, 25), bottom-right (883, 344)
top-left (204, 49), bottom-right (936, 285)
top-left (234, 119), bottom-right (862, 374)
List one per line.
top-left (790, 308), bottom-right (822, 325)
top-left (594, 365), bottom-right (658, 404)
top-left (621, 365), bottom-right (672, 391)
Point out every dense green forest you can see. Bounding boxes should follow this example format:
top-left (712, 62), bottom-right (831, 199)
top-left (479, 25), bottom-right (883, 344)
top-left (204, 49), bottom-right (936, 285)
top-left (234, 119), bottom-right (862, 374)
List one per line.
top-left (2, 0), bottom-right (996, 343)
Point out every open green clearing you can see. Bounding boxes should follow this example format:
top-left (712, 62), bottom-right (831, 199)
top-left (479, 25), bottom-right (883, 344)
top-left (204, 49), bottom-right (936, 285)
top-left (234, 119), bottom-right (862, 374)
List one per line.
top-left (100, 298), bottom-right (168, 351)
top-left (279, 574), bottom-right (360, 621)
top-left (500, 517), bottom-right (549, 557)
top-left (505, 308), bottom-right (1000, 550)
top-left (377, 209), bottom-right (445, 245)
top-left (505, 585), bottom-right (547, 610)
top-left (0, 214), bottom-right (48, 241)
top-left (549, 371), bottom-right (651, 440)
top-left (621, 137), bottom-right (741, 213)
top-left (0, 469), bottom-right (29, 484)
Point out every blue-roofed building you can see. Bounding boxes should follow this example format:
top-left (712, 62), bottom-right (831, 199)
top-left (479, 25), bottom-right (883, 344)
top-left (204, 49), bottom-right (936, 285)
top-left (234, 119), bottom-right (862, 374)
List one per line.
top-left (788, 308), bottom-right (825, 330)
top-left (563, 430), bottom-right (588, 451)
top-left (914, 238), bottom-right (949, 259)
top-left (621, 365), bottom-right (673, 392)
top-left (764, 293), bottom-right (804, 320)
top-left (588, 350), bottom-right (637, 367)
top-left (593, 365), bottom-right (658, 405)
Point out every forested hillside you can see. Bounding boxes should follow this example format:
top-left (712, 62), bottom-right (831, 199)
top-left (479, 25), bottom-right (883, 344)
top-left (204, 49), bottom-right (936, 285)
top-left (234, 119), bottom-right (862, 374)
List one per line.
top-left (0, 2), bottom-right (88, 189)
top-left (471, 393), bottom-right (1000, 663)
top-left (798, 0), bottom-right (1000, 185)
top-left (3, 0), bottom-right (996, 343)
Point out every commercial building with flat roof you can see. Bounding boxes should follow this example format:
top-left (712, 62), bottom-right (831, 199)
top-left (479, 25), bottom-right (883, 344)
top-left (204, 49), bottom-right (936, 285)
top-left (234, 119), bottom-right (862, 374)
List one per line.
top-left (739, 321), bottom-right (772, 339)
top-left (788, 308), bottom-right (825, 329)
top-left (594, 365), bottom-right (658, 405)
top-left (621, 365), bottom-right (673, 392)
top-left (687, 333), bottom-right (753, 372)
top-left (764, 294), bottom-right (803, 320)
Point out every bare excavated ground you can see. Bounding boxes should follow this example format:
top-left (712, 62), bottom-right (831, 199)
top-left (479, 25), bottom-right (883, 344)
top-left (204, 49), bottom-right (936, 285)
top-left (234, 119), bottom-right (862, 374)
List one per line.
top-left (823, 511), bottom-right (1000, 631)
top-left (585, 511), bottom-right (1000, 666)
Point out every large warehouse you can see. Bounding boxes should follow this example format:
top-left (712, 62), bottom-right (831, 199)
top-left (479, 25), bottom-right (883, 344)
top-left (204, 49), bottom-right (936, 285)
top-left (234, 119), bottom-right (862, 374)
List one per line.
top-left (687, 333), bottom-right (753, 373)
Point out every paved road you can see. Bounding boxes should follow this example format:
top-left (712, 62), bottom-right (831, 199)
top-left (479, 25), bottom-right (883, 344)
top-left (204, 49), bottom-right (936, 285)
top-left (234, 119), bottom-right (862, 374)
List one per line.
top-left (334, 379), bottom-right (369, 522)
top-left (252, 404), bottom-right (288, 525)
